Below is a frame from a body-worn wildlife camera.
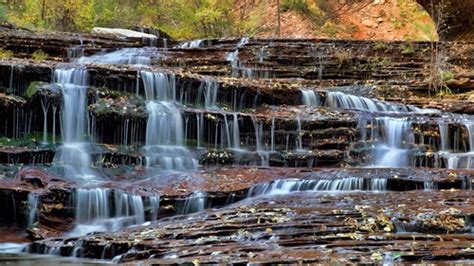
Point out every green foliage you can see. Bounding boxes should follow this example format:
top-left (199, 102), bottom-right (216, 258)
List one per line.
top-left (0, 5), bottom-right (6, 21)
top-left (24, 81), bottom-right (42, 99)
top-left (369, 57), bottom-right (392, 67)
top-left (401, 43), bottom-right (415, 55)
top-left (441, 71), bottom-right (455, 81)
top-left (31, 50), bottom-right (48, 60)
top-left (0, 132), bottom-right (60, 146)
top-left (374, 41), bottom-right (389, 52)
top-left (0, 47), bottom-right (13, 59)
top-left (281, 0), bottom-right (309, 13)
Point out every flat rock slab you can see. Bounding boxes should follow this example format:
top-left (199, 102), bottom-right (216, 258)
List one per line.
top-left (29, 190), bottom-right (474, 264)
top-left (91, 28), bottom-right (157, 40)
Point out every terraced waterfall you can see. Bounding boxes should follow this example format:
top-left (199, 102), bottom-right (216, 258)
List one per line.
top-left (0, 28), bottom-right (473, 263)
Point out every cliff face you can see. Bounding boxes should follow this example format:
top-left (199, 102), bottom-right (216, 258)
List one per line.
top-left (417, 0), bottom-right (474, 41)
top-left (237, 0), bottom-right (438, 41)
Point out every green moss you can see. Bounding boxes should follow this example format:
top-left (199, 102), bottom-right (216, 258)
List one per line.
top-left (0, 48), bottom-right (13, 59)
top-left (374, 41), bottom-right (389, 52)
top-left (441, 71), bottom-right (455, 81)
top-left (24, 81), bottom-right (42, 99)
top-left (400, 43), bottom-right (415, 55)
top-left (0, 132), bottom-right (60, 147)
top-left (31, 50), bottom-right (48, 61)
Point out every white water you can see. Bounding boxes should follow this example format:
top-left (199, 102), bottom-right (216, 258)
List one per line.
top-left (27, 193), bottom-right (39, 227)
top-left (175, 40), bottom-right (203, 49)
top-left (325, 91), bottom-right (436, 113)
top-left (70, 188), bottom-right (159, 237)
top-left (142, 71), bottom-right (197, 170)
top-left (53, 68), bottom-right (95, 179)
top-left (141, 71), bottom-right (176, 101)
top-left (180, 192), bottom-right (206, 214)
top-left (247, 177), bottom-right (387, 197)
top-left (300, 89), bottom-right (320, 107)
top-left (374, 117), bottom-right (413, 167)
top-left (76, 48), bottom-right (155, 66)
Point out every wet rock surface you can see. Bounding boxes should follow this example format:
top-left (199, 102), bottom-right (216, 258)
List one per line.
top-left (0, 30), bottom-right (473, 263)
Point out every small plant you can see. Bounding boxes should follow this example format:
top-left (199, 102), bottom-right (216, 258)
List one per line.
top-left (374, 41), bottom-right (389, 52)
top-left (24, 81), bottom-right (43, 99)
top-left (335, 50), bottom-right (352, 64)
top-left (0, 48), bottom-right (13, 59)
top-left (32, 50), bottom-right (48, 61)
top-left (400, 43), bottom-right (415, 55)
top-left (441, 70), bottom-right (455, 81)
top-left (281, 0), bottom-right (309, 13)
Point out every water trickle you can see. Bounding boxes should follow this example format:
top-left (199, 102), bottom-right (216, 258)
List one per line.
top-left (67, 46), bottom-right (85, 61)
top-left (181, 192), bottom-right (206, 214)
top-left (27, 193), bottom-right (39, 227)
top-left (40, 97), bottom-right (50, 144)
top-left (259, 46), bottom-right (266, 63)
top-left (204, 78), bottom-right (219, 109)
top-left (232, 113), bottom-right (240, 150)
top-left (252, 116), bottom-right (269, 166)
top-left (175, 40), bottom-right (203, 49)
top-left (300, 89), bottom-right (320, 107)
top-left (226, 37), bottom-right (250, 78)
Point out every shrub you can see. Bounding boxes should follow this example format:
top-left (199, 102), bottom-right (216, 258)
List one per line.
top-left (0, 48), bottom-right (13, 59)
top-left (32, 50), bottom-right (48, 60)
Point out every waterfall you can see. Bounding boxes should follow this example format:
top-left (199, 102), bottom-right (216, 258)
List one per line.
top-left (53, 68), bottom-right (94, 179)
top-left (259, 46), bottom-right (266, 63)
top-left (375, 118), bottom-right (413, 167)
top-left (70, 188), bottom-right (159, 237)
top-left (180, 192), bottom-right (206, 214)
top-left (141, 71), bottom-right (176, 101)
top-left (300, 89), bottom-right (320, 107)
top-left (439, 123), bottom-right (450, 151)
top-left (175, 40), bottom-right (203, 49)
top-left (247, 177), bottom-right (387, 197)
top-left (40, 98), bottom-right (50, 144)
top-left (466, 123), bottom-right (474, 151)
top-left (27, 193), bottom-right (39, 227)
top-left (141, 71), bottom-right (197, 170)
top-left (325, 91), bottom-right (433, 113)
top-left (203, 78), bottom-right (218, 109)
top-left (440, 121), bottom-right (474, 169)
top-left (232, 113), bottom-right (240, 150)
top-left (252, 116), bottom-right (269, 166)
top-left (226, 37), bottom-right (250, 78)
top-left (76, 48), bottom-right (154, 66)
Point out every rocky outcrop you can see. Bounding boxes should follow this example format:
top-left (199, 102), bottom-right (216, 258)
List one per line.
top-left (417, 0), bottom-right (474, 41)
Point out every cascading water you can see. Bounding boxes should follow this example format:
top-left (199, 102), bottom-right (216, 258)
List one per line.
top-left (141, 71), bottom-right (197, 170)
top-left (300, 89), bottom-right (320, 107)
top-left (247, 177), bottom-right (387, 197)
top-left (226, 37), bottom-right (251, 78)
top-left (180, 192), bottom-right (206, 214)
top-left (144, 101), bottom-right (197, 169)
top-left (53, 68), bottom-right (95, 179)
top-left (76, 48), bottom-right (157, 66)
top-left (325, 91), bottom-right (437, 113)
top-left (175, 40), bottom-right (203, 49)
top-left (374, 117), bottom-right (413, 167)
top-left (27, 193), bottom-right (39, 227)
top-left (70, 188), bottom-right (159, 237)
